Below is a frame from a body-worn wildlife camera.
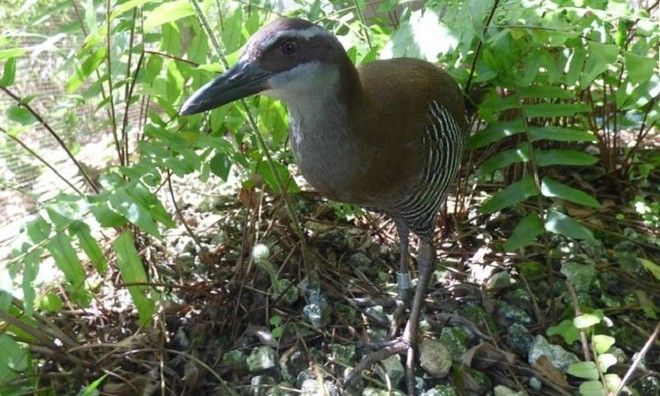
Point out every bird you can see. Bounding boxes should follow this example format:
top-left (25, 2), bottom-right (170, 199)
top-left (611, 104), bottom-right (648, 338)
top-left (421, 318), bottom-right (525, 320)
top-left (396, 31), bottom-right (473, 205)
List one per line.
top-left (181, 17), bottom-right (467, 395)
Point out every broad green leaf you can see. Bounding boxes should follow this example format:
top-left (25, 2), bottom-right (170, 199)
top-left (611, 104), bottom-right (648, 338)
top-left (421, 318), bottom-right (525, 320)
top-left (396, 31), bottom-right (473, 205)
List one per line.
top-left (592, 335), bottom-right (615, 354)
top-left (22, 248), bottom-right (40, 317)
top-left (67, 47), bottom-right (106, 93)
top-left (111, 0), bottom-right (152, 19)
top-left (597, 354), bottom-right (616, 373)
top-left (257, 161), bottom-right (300, 194)
top-left (91, 202), bottom-right (128, 228)
top-left (26, 216), bottom-right (51, 243)
top-left (222, 7), bottom-right (244, 54)
top-left (481, 176), bottom-right (539, 214)
top-left (624, 52), bottom-right (656, 82)
top-left (39, 292), bottom-right (63, 312)
top-left (477, 142), bottom-right (531, 178)
top-left (529, 126), bottom-right (596, 142)
top-left (574, 313), bottom-right (601, 329)
top-left (517, 85), bottom-right (573, 99)
top-left (71, 221), bottom-right (107, 274)
top-left (144, 0), bottom-right (194, 31)
top-left (0, 57), bottom-right (17, 87)
top-left (561, 261), bottom-right (596, 292)
top-left (578, 380), bottom-right (606, 396)
top-left (565, 47), bottom-right (586, 86)
top-left (0, 334), bottom-right (29, 384)
top-left (0, 48), bottom-right (25, 60)
top-left (210, 152), bottom-right (232, 180)
top-left (504, 212), bottom-right (544, 251)
top-left (536, 149), bottom-right (598, 167)
top-left (109, 191), bottom-right (161, 237)
top-left (541, 177), bottom-right (601, 208)
top-left (638, 258), bottom-right (660, 280)
top-left (524, 103), bottom-right (590, 118)
top-left (580, 42), bottom-right (619, 87)
top-left (7, 105), bottom-right (37, 125)
top-left (545, 209), bottom-right (594, 240)
top-left (47, 233), bottom-right (88, 304)
top-left (125, 184), bottom-right (175, 228)
top-left (467, 120), bottom-right (525, 149)
top-left (568, 361), bottom-right (599, 380)
top-left (112, 231), bottom-right (156, 326)
top-left (547, 319), bottom-right (580, 344)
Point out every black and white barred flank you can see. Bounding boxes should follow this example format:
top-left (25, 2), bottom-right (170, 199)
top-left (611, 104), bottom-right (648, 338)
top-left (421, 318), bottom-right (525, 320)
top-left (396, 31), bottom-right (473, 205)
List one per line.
top-left (390, 101), bottom-right (465, 240)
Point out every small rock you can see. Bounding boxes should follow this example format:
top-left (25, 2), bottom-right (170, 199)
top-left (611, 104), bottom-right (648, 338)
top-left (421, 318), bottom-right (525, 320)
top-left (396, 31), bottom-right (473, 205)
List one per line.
top-left (249, 375), bottom-right (276, 396)
top-left (174, 252), bottom-right (195, 267)
top-left (375, 355), bottom-right (404, 386)
top-left (633, 375), bottom-right (659, 396)
top-left (362, 387), bottom-right (405, 396)
top-left (300, 378), bottom-right (340, 396)
top-left (280, 348), bottom-right (306, 383)
top-left (528, 335), bottom-right (579, 373)
top-left (302, 288), bottom-right (330, 328)
top-left (421, 384), bottom-right (456, 396)
top-left (222, 349), bottom-right (246, 369)
top-left (439, 327), bottom-right (468, 362)
top-left (365, 305), bottom-right (388, 324)
top-left (247, 346), bottom-right (276, 372)
top-left (494, 384), bottom-right (524, 396)
top-left (463, 367), bottom-right (492, 395)
top-left (330, 344), bottom-right (356, 366)
top-left (348, 251), bottom-right (372, 268)
top-left (529, 377), bottom-right (542, 392)
top-left (486, 271), bottom-right (511, 290)
top-left (505, 323), bottom-right (534, 357)
top-left (419, 338), bottom-right (452, 378)
top-left (496, 302), bottom-right (532, 326)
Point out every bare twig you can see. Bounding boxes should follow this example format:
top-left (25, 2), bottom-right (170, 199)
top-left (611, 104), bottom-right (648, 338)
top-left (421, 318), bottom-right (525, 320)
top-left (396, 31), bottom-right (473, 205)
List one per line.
top-left (615, 321), bottom-right (660, 395)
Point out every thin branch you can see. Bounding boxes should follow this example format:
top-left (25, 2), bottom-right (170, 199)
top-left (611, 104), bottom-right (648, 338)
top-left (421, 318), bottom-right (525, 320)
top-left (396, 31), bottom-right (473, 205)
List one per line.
top-left (465, 0), bottom-right (501, 94)
top-left (615, 322), bottom-right (660, 395)
top-left (0, 127), bottom-right (83, 195)
top-left (0, 86), bottom-right (99, 193)
top-left (106, 0), bottom-right (121, 165)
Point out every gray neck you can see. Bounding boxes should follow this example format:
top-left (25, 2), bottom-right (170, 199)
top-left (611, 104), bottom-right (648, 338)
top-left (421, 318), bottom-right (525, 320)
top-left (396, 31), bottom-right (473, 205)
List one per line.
top-left (264, 65), bottom-right (361, 201)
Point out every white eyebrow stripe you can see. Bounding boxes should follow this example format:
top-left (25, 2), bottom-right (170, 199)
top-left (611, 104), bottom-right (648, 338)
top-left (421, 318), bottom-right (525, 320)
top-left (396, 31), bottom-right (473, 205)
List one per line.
top-left (259, 26), bottom-right (330, 49)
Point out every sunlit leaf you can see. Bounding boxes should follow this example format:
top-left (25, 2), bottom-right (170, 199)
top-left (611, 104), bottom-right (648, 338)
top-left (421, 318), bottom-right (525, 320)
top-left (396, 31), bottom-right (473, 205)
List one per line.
top-left (592, 335), bottom-right (615, 355)
top-left (144, 0), bottom-right (194, 31)
top-left (0, 57), bottom-right (17, 87)
top-left (529, 126), bottom-right (596, 142)
top-left (541, 177), bottom-right (601, 208)
top-left (568, 361), bottom-right (599, 380)
top-left (574, 313), bottom-right (601, 329)
top-left (536, 149), bottom-right (598, 167)
top-left (468, 120), bottom-right (525, 149)
top-left (545, 209), bottom-right (594, 240)
top-left (578, 380), bottom-right (606, 396)
top-left (477, 142), bottom-right (532, 178)
top-left (504, 212), bottom-right (544, 251)
top-left (481, 176), bottom-right (539, 214)
top-left (547, 319), bottom-right (580, 344)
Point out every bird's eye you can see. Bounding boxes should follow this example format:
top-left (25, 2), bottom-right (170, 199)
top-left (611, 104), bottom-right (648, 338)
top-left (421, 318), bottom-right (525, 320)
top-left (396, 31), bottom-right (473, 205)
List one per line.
top-left (281, 40), bottom-right (298, 55)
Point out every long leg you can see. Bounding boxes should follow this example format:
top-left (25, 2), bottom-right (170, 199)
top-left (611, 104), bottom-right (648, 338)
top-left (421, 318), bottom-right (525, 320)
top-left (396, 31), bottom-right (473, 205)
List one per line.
top-left (346, 239), bottom-right (436, 395)
top-left (391, 221), bottom-right (411, 336)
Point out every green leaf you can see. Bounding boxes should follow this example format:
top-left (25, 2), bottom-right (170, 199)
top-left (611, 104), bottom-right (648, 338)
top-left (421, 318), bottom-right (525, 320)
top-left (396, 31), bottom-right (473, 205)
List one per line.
top-left (529, 126), bottom-right (596, 142)
top-left (0, 334), bottom-right (29, 384)
top-left (541, 177), bottom-right (601, 208)
top-left (67, 47), bottom-right (106, 93)
top-left (638, 258), bottom-right (660, 280)
top-left (71, 221), bottom-right (107, 274)
top-left (481, 176), bottom-right (539, 214)
top-left (545, 209), bottom-right (594, 240)
top-left (257, 161), bottom-right (300, 194)
top-left (624, 52), bottom-right (656, 82)
top-left (524, 103), bottom-right (590, 118)
top-left (467, 120), bottom-right (525, 149)
top-left (0, 48), bottom-right (26, 60)
top-left (26, 216), bottom-right (51, 243)
top-left (22, 248), bottom-right (40, 317)
top-left (144, 0), bottom-right (194, 31)
top-left (592, 335), bottom-right (615, 355)
top-left (109, 191), bottom-right (161, 237)
top-left (477, 142), bottom-right (532, 178)
top-left (504, 212), bottom-right (544, 251)
top-left (210, 152), bottom-right (232, 180)
top-left (111, 0), bottom-right (152, 19)
top-left (0, 57), bottom-right (17, 87)
top-left (561, 261), bottom-right (596, 292)
top-left (536, 149), bottom-right (598, 167)
top-left (603, 374), bottom-right (622, 393)
top-left (7, 105), bottom-right (37, 125)
top-left (80, 374), bottom-right (109, 396)
top-left (517, 85), bottom-right (573, 99)
top-left (568, 361), bottom-right (599, 380)
top-left (574, 313), bottom-right (601, 329)
top-left (47, 233), bottom-right (88, 304)
top-left (580, 42), bottom-right (619, 87)
top-left (91, 202), bottom-right (127, 228)
top-left (578, 380), bottom-right (606, 396)
top-left (597, 353), bottom-right (616, 373)
top-left (547, 319), bottom-right (580, 345)
top-left (112, 231), bottom-right (156, 326)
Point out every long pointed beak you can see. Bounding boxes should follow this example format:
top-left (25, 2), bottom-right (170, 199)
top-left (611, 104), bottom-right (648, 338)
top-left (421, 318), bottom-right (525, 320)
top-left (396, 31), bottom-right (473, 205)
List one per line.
top-left (180, 61), bottom-right (271, 115)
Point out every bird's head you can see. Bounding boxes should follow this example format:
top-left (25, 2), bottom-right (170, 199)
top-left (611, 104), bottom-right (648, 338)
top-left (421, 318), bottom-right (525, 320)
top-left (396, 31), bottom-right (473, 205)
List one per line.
top-left (180, 17), bottom-right (351, 115)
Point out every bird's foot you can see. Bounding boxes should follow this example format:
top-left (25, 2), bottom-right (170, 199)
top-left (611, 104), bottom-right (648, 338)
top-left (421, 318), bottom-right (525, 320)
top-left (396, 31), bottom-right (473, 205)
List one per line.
top-left (344, 333), bottom-right (417, 395)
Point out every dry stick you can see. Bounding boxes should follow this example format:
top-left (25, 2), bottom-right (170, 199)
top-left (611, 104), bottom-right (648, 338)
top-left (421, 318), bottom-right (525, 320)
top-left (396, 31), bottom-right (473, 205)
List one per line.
top-left (0, 86), bottom-right (99, 193)
top-left (0, 127), bottom-right (83, 196)
top-left (352, 0), bottom-right (373, 51)
top-left (566, 281), bottom-right (591, 361)
top-left (189, 0), bottom-right (314, 284)
top-left (120, 8), bottom-right (140, 166)
top-left (615, 321), bottom-right (660, 395)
